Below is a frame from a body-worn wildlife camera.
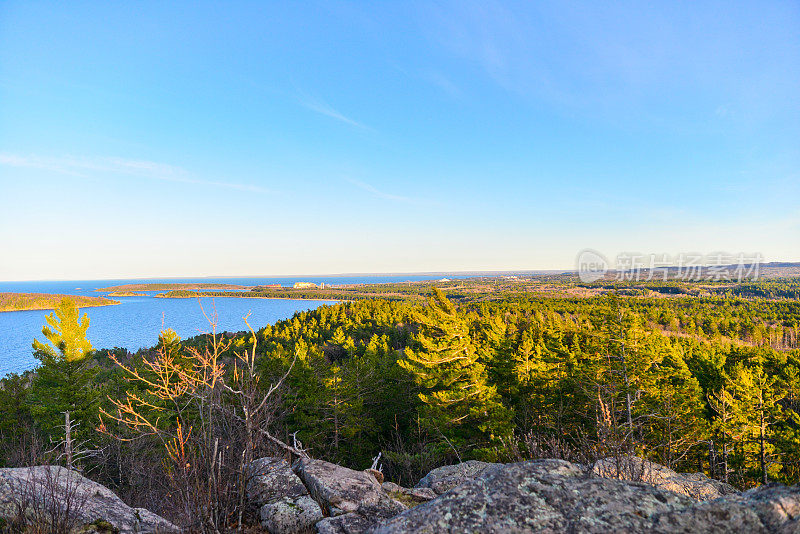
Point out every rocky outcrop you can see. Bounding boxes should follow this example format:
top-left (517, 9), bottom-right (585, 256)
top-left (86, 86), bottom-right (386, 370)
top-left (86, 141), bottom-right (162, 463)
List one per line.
top-left (372, 459), bottom-right (800, 534)
top-left (260, 495), bottom-right (324, 534)
top-left (380, 482), bottom-right (436, 507)
top-left (292, 458), bottom-right (406, 532)
top-left (650, 483), bottom-right (800, 533)
top-left (246, 457), bottom-right (322, 534)
top-left (315, 500), bottom-right (406, 534)
top-left (373, 459), bottom-right (695, 533)
top-left (413, 460), bottom-right (498, 495)
top-left (247, 457), bottom-right (310, 506)
top-left (0, 466), bottom-right (177, 533)
top-left (293, 458), bottom-right (387, 515)
top-left (234, 454), bottom-right (800, 533)
top-left (652, 486), bottom-right (785, 533)
top-left (316, 512), bottom-right (377, 534)
top-left (593, 456), bottom-right (738, 501)
top-left (3, 456), bottom-right (792, 534)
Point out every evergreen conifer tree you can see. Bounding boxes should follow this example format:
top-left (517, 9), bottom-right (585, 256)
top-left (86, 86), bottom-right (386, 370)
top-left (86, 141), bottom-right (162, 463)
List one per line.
top-left (399, 289), bottom-right (511, 452)
top-left (730, 361), bottom-right (785, 484)
top-left (27, 299), bottom-right (101, 467)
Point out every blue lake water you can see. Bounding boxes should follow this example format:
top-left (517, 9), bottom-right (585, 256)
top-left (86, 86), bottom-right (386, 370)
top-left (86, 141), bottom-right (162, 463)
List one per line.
top-left (0, 275), bottom-right (460, 377)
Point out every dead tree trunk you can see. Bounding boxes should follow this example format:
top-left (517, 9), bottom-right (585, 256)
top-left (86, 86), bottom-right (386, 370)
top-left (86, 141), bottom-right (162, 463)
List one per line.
top-left (64, 411), bottom-right (73, 471)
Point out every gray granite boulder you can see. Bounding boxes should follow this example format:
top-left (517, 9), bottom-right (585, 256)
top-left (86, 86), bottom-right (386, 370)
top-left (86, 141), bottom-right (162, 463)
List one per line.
top-left (292, 458), bottom-right (387, 515)
top-left (372, 458), bottom-right (800, 533)
top-left (316, 512), bottom-right (375, 534)
top-left (651, 484), bottom-right (800, 533)
top-left (247, 457), bottom-right (309, 506)
top-left (0, 466), bottom-right (178, 533)
top-left (291, 458), bottom-right (409, 533)
top-left (316, 500), bottom-right (407, 534)
top-left (371, 459), bottom-right (694, 533)
top-left (259, 495), bottom-right (323, 534)
top-left (593, 456), bottom-right (738, 501)
top-left (413, 460), bottom-right (499, 495)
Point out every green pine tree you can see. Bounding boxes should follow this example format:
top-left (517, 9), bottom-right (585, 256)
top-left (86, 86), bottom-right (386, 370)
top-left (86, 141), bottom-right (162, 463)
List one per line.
top-left (27, 299), bottom-right (101, 467)
top-left (32, 298), bottom-right (93, 362)
top-left (399, 289), bottom-right (511, 453)
top-left (729, 361), bottom-right (786, 485)
top-left (643, 344), bottom-right (707, 469)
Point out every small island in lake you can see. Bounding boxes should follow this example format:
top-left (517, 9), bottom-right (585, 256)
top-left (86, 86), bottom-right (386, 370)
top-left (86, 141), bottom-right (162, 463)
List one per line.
top-left (96, 282), bottom-right (252, 292)
top-left (107, 291), bottom-right (147, 297)
top-left (0, 293), bottom-right (119, 312)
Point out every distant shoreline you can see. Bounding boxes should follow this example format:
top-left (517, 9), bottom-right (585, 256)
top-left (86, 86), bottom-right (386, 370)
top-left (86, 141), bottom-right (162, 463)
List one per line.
top-left (159, 296), bottom-right (344, 302)
top-left (96, 283), bottom-right (252, 292)
top-left (0, 293), bottom-right (120, 313)
top-left (155, 291), bottom-right (343, 302)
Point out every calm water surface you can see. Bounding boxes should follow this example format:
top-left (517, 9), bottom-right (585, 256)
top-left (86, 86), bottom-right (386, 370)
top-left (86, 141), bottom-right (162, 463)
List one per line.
top-left (0, 275), bottom-right (455, 376)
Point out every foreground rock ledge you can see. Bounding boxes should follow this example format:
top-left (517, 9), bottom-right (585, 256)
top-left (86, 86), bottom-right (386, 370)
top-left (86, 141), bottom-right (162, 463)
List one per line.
top-left (371, 459), bottom-right (800, 534)
top-left (0, 466), bottom-right (178, 533)
top-left (246, 455), bottom-right (800, 533)
top-left (5, 457), bottom-right (799, 533)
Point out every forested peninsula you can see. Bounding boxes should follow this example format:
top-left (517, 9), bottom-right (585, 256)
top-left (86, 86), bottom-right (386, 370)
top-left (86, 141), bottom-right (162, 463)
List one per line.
top-left (96, 282), bottom-right (251, 292)
top-left (0, 293), bottom-right (119, 312)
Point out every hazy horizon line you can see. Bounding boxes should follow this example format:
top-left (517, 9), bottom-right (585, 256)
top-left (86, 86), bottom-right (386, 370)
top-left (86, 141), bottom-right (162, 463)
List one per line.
top-left (3, 260), bottom-right (800, 284)
top-left (0, 269), bottom-right (575, 283)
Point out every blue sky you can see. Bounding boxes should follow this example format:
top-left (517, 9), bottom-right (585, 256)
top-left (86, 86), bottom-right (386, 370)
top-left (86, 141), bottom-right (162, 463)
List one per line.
top-left (1, 1), bottom-right (798, 280)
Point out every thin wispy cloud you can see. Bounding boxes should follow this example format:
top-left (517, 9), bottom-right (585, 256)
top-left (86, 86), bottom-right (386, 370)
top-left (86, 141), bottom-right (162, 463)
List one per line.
top-left (0, 153), bottom-right (271, 193)
top-left (0, 153), bottom-right (87, 176)
top-left (428, 1), bottom-right (800, 127)
top-left (346, 178), bottom-right (433, 206)
top-left (426, 71), bottom-right (465, 99)
top-left (296, 93), bottom-right (370, 130)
